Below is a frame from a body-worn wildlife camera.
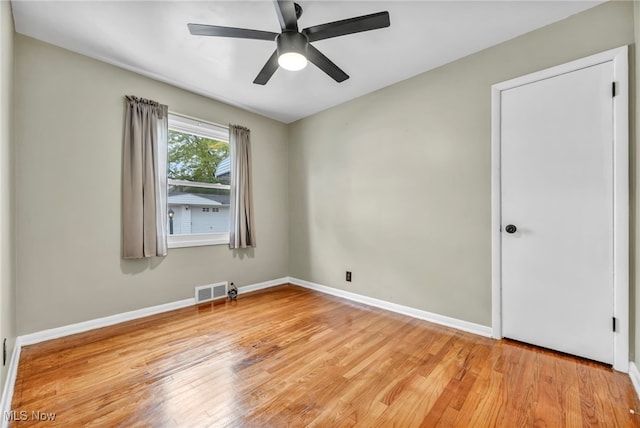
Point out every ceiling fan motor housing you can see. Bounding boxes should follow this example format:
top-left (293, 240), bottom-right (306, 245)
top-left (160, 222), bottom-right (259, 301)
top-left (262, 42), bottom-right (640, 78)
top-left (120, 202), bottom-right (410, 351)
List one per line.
top-left (276, 31), bottom-right (308, 57)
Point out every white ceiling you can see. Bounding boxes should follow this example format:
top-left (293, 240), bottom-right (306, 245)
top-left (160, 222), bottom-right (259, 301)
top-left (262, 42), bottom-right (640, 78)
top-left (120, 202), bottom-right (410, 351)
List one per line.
top-left (12, 1), bottom-right (604, 123)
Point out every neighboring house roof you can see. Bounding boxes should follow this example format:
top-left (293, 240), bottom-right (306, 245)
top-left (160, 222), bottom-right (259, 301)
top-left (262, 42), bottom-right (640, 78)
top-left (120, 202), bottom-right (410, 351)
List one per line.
top-left (215, 156), bottom-right (230, 178)
top-left (168, 192), bottom-right (230, 206)
top-left (199, 192), bottom-right (230, 205)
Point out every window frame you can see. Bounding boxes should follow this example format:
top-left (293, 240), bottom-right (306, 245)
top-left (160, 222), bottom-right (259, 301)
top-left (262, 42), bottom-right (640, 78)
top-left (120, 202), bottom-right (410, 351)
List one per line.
top-left (167, 113), bottom-right (231, 249)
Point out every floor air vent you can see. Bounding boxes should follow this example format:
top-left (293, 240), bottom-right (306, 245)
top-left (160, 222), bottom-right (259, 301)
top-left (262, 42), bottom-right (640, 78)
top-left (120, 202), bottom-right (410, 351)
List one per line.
top-left (195, 282), bottom-right (228, 303)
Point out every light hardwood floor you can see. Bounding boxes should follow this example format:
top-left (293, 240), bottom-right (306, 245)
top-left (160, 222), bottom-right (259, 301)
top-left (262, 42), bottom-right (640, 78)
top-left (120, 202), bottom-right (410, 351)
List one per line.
top-left (9, 284), bottom-right (640, 427)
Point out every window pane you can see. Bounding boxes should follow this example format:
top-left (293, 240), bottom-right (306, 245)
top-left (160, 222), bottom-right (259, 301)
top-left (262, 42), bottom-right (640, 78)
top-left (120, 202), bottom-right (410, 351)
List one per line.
top-left (167, 124), bottom-right (231, 238)
top-left (168, 184), bottom-right (230, 235)
top-left (168, 130), bottom-right (230, 185)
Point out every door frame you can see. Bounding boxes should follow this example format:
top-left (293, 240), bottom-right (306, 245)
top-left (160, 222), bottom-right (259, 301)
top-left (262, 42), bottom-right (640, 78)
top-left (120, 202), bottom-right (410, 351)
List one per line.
top-left (491, 46), bottom-right (629, 372)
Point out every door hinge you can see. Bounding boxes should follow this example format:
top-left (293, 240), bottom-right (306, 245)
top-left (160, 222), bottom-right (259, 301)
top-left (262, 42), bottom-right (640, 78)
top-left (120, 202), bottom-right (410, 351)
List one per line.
top-left (612, 82), bottom-right (616, 97)
top-left (612, 316), bottom-right (617, 332)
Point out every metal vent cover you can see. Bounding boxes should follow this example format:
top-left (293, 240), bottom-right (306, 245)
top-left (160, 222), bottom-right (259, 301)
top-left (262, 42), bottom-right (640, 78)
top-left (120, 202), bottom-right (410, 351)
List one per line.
top-left (197, 287), bottom-right (212, 303)
top-left (212, 283), bottom-right (227, 299)
top-left (195, 282), bottom-right (228, 303)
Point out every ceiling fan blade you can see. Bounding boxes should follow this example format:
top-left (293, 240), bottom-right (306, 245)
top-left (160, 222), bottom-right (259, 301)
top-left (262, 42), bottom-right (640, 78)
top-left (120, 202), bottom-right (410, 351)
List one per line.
top-left (306, 44), bottom-right (349, 83)
top-left (253, 50), bottom-right (280, 85)
top-left (188, 23), bottom-right (278, 41)
top-left (273, 0), bottom-right (298, 32)
top-left (302, 11), bottom-right (390, 42)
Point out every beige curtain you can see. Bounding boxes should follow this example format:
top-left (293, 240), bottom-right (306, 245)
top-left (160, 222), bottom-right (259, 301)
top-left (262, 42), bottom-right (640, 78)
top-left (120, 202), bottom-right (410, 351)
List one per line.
top-left (229, 125), bottom-right (256, 248)
top-left (122, 96), bottom-right (168, 259)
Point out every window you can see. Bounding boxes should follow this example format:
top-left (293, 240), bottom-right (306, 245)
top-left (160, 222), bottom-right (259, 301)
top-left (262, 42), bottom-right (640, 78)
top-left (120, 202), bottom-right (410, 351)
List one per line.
top-left (167, 114), bottom-right (231, 248)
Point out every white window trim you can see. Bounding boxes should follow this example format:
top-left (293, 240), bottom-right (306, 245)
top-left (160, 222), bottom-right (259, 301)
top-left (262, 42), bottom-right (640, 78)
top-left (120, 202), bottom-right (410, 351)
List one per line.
top-left (168, 113), bottom-right (228, 141)
top-left (168, 178), bottom-right (228, 191)
top-left (168, 232), bottom-right (230, 249)
top-left (167, 113), bottom-right (231, 249)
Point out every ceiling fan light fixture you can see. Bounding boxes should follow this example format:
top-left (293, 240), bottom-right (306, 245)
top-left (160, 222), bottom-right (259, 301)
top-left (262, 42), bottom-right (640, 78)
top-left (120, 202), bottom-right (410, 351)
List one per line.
top-left (276, 32), bottom-right (308, 71)
top-left (278, 52), bottom-right (307, 71)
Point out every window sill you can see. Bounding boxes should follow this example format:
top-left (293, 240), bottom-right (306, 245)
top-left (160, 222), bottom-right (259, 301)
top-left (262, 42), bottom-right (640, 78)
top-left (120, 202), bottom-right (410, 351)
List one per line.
top-left (168, 232), bottom-right (229, 249)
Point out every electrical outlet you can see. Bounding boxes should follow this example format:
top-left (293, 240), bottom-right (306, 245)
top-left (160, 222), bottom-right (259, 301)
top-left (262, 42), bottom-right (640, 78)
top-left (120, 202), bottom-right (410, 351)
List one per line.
top-left (346, 271), bottom-right (352, 282)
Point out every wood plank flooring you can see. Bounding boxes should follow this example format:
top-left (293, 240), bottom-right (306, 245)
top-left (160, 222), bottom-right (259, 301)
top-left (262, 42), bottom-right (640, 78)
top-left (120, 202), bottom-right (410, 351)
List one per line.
top-left (9, 284), bottom-right (640, 427)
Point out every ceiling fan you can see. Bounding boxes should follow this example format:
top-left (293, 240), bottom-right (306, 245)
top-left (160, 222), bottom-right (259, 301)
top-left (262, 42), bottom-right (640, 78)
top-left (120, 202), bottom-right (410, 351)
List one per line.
top-left (188, 1), bottom-right (390, 85)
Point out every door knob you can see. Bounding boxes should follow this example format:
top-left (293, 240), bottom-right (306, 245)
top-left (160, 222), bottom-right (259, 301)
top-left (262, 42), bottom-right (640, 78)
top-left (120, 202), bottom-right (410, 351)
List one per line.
top-left (505, 224), bottom-right (517, 234)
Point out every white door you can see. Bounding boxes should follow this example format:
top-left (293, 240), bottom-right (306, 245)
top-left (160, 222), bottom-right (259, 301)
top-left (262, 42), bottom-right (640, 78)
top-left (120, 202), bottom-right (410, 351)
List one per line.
top-left (500, 61), bottom-right (614, 364)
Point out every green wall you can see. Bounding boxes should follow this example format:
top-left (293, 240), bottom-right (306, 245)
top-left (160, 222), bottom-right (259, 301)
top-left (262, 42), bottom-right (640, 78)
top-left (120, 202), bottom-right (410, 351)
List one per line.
top-left (0, 0), bottom-right (15, 388)
top-left (288, 1), bottom-right (635, 327)
top-left (13, 35), bottom-right (290, 334)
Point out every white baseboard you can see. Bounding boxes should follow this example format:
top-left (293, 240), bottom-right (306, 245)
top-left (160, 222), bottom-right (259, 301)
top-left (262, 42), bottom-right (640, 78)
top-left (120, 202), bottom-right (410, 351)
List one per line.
top-left (18, 277), bottom-right (289, 347)
top-left (19, 298), bottom-right (196, 346)
top-left (288, 277), bottom-right (492, 337)
top-left (1, 337), bottom-right (22, 428)
top-left (629, 361), bottom-right (640, 400)
top-left (238, 277), bottom-right (288, 294)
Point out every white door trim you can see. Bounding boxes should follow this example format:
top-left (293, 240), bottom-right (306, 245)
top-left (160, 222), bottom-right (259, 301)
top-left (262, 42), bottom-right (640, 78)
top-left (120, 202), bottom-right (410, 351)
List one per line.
top-left (491, 46), bottom-right (629, 372)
